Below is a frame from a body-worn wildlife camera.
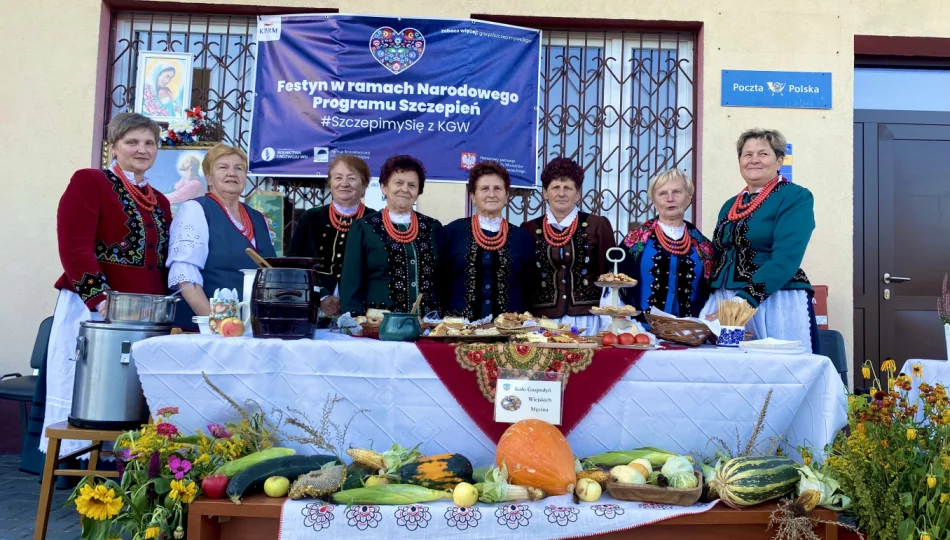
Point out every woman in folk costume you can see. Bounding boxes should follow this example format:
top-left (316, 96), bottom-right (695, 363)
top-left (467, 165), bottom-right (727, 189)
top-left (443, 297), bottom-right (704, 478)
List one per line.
top-left (521, 157), bottom-right (616, 335)
top-left (167, 143), bottom-right (276, 330)
top-left (44, 113), bottom-right (171, 456)
top-left (287, 155), bottom-right (375, 318)
top-left (339, 155), bottom-right (442, 315)
top-left (437, 161), bottom-right (535, 319)
top-left (698, 128), bottom-right (819, 352)
top-left (618, 169), bottom-right (713, 318)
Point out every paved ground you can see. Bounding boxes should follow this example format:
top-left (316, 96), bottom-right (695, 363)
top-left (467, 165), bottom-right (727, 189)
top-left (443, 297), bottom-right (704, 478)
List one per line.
top-left (0, 454), bottom-right (80, 540)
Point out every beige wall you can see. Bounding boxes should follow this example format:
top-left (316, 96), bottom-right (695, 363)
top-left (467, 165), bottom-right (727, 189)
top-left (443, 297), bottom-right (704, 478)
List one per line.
top-left (2, 0), bottom-right (948, 377)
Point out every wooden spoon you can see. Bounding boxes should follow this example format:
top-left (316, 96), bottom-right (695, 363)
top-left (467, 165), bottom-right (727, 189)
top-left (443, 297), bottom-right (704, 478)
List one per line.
top-left (245, 248), bottom-right (273, 269)
top-left (410, 294), bottom-right (423, 315)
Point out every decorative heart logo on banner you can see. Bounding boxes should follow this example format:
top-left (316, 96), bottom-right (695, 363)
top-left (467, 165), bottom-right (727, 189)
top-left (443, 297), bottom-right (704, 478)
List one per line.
top-left (369, 27), bottom-right (426, 74)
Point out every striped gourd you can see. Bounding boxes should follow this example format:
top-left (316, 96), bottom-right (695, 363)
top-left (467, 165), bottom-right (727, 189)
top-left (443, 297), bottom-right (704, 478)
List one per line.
top-left (711, 456), bottom-right (798, 509)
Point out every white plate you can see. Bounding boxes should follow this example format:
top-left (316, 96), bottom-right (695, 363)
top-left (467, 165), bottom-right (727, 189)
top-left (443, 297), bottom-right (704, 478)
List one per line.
top-left (612, 344), bottom-right (659, 350)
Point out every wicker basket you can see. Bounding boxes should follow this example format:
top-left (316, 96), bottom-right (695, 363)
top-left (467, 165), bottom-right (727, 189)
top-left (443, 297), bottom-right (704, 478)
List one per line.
top-left (644, 313), bottom-right (713, 347)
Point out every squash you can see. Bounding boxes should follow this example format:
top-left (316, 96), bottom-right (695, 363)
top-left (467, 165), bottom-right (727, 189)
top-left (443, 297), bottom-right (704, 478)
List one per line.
top-left (398, 453), bottom-right (474, 490)
top-left (495, 419), bottom-right (575, 495)
top-left (710, 456), bottom-right (799, 509)
top-left (342, 462), bottom-right (378, 490)
top-left (226, 454), bottom-right (340, 503)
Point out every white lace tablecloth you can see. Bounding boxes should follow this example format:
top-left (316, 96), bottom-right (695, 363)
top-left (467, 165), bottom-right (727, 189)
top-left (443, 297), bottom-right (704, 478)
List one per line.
top-left (280, 496), bottom-right (718, 539)
top-left (131, 332), bottom-right (847, 463)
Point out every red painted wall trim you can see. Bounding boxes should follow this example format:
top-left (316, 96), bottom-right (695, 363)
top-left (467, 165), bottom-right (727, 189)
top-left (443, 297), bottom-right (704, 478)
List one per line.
top-left (103, 0), bottom-right (337, 16)
top-left (693, 23), bottom-right (704, 226)
top-left (91, 2), bottom-right (112, 168)
top-left (854, 35), bottom-right (950, 57)
top-left (471, 14), bottom-right (701, 32)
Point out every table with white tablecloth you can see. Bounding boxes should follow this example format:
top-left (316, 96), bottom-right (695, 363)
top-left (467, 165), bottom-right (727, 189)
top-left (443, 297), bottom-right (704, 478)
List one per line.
top-left (131, 332), bottom-right (847, 463)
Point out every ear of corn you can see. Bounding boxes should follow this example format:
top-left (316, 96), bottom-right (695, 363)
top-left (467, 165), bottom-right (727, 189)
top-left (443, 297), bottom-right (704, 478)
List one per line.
top-left (576, 468), bottom-right (610, 490)
top-left (331, 484), bottom-right (451, 505)
top-left (582, 447), bottom-right (684, 468)
top-left (346, 448), bottom-right (386, 471)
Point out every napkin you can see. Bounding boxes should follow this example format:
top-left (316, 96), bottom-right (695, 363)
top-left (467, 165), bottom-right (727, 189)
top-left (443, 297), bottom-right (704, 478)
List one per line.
top-left (739, 337), bottom-right (801, 349)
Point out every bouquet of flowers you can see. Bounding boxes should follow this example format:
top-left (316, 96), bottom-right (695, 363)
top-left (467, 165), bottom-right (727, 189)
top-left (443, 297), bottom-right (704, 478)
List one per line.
top-left (160, 107), bottom-right (211, 146)
top-left (66, 404), bottom-right (273, 540)
top-left (823, 360), bottom-right (949, 540)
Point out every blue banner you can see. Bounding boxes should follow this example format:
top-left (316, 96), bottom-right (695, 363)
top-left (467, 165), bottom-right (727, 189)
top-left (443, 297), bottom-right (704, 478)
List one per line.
top-left (248, 15), bottom-right (542, 187)
top-left (721, 70), bottom-right (832, 109)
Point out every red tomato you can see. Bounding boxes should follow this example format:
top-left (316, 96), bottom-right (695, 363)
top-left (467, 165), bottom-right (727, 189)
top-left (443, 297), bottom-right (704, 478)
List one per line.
top-left (634, 333), bottom-right (651, 345)
top-left (201, 473), bottom-right (229, 499)
top-left (601, 333), bottom-right (619, 346)
top-left (618, 333), bottom-right (635, 345)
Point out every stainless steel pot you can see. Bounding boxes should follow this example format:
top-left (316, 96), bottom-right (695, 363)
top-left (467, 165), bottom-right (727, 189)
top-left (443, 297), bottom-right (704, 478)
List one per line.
top-left (68, 320), bottom-right (172, 429)
top-left (104, 291), bottom-right (180, 324)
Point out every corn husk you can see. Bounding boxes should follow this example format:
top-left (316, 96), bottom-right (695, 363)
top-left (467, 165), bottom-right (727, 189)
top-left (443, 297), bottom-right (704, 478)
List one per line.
top-left (582, 447), bottom-right (688, 468)
top-left (474, 463), bottom-right (547, 503)
top-left (796, 465), bottom-right (850, 511)
top-left (331, 484), bottom-right (451, 505)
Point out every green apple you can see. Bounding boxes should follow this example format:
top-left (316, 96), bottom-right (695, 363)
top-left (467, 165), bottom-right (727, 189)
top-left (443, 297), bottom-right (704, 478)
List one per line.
top-left (263, 476), bottom-right (290, 497)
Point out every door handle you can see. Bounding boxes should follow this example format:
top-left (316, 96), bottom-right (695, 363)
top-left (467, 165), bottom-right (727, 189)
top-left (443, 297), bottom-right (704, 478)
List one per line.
top-left (883, 273), bottom-right (911, 284)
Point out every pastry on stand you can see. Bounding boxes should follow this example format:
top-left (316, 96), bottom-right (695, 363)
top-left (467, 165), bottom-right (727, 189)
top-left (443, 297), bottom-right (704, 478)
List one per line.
top-left (591, 247), bottom-right (640, 335)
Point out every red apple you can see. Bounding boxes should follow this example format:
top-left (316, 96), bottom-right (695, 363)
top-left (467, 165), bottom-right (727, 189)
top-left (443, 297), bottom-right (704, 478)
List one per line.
top-left (201, 473), bottom-right (229, 499)
top-left (634, 333), bottom-right (651, 345)
top-left (219, 317), bottom-right (245, 338)
top-left (618, 333), bottom-right (635, 345)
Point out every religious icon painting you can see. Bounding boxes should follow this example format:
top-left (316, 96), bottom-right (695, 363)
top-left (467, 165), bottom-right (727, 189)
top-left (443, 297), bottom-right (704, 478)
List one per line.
top-left (134, 51), bottom-right (193, 122)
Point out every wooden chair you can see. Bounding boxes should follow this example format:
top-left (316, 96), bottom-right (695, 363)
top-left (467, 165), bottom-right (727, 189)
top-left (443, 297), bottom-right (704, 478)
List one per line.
top-left (34, 422), bottom-right (123, 540)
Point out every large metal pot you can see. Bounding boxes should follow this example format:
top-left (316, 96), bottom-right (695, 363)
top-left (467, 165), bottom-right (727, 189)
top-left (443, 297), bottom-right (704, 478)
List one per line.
top-left (68, 320), bottom-right (172, 430)
top-left (104, 291), bottom-right (180, 324)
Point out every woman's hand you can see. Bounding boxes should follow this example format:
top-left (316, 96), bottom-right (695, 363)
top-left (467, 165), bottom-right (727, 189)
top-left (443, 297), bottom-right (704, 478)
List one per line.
top-left (97, 299), bottom-right (109, 319)
top-left (320, 296), bottom-right (341, 317)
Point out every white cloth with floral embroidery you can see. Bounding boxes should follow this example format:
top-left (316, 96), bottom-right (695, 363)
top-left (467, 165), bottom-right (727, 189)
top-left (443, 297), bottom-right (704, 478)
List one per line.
top-left (279, 496), bottom-right (718, 539)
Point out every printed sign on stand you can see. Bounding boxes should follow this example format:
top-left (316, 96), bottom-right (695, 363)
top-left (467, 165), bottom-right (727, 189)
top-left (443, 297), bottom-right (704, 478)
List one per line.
top-left (494, 369), bottom-right (564, 425)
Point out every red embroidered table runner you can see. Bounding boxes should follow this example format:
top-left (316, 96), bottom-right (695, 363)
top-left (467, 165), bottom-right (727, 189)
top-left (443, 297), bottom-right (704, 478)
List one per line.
top-left (415, 341), bottom-right (645, 442)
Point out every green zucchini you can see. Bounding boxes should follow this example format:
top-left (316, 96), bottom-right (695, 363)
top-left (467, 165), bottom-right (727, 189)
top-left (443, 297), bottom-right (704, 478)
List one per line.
top-left (213, 447), bottom-right (296, 478)
top-left (343, 462), bottom-right (378, 490)
top-left (711, 456), bottom-right (799, 508)
top-left (227, 454), bottom-right (340, 503)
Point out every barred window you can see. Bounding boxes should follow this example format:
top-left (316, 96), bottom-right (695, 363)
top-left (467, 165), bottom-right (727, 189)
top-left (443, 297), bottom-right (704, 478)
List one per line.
top-left (104, 14), bottom-right (696, 243)
top-left (515, 30), bottom-right (696, 239)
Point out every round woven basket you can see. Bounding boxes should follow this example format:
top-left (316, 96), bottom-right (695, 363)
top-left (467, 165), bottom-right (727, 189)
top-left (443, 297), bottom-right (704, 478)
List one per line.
top-left (644, 313), bottom-right (713, 347)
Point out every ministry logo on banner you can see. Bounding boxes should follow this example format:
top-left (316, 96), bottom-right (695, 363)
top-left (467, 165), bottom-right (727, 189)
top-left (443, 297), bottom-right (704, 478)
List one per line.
top-left (248, 15), bottom-right (542, 187)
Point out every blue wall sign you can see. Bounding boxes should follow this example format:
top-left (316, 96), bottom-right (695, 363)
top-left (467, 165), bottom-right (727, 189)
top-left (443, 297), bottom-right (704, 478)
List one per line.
top-left (721, 70), bottom-right (832, 109)
top-left (781, 143), bottom-right (793, 183)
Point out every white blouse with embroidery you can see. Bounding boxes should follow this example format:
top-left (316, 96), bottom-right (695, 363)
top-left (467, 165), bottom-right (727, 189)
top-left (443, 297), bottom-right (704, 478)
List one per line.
top-left (166, 199), bottom-right (257, 288)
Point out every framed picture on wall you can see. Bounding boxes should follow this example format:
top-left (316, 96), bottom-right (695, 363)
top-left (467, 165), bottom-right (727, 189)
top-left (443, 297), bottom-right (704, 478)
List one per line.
top-left (134, 51), bottom-right (193, 122)
top-left (246, 191), bottom-right (285, 256)
top-left (101, 147), bottom-right (208, 216)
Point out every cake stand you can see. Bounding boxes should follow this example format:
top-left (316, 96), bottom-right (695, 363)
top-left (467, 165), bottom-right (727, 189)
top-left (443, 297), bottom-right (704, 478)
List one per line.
top-left (593, 247), bottom-right (640, 334)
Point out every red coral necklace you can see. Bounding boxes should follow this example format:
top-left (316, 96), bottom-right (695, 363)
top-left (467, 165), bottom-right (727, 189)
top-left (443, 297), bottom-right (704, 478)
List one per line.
top-left (207, 192), bottom-right (255, 243)
top-left (542, 214), bottom-right (578, 247)
top-left (330, 203), bottom-right (365, 233)
top-left (112, 163), bottom-right (158, 213)
top-left (653, 221), bottom-right (693, 256)
top-left (382, 208), bottom-right (419, 243)
top-left (727, 176), bottom-right (782, 221)
top-left (471, 215), bottom-right (508, 251)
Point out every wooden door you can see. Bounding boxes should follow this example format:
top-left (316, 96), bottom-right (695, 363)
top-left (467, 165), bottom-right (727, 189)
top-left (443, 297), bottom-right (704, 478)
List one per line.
top-left (854, 111), bottom-right (950, 385)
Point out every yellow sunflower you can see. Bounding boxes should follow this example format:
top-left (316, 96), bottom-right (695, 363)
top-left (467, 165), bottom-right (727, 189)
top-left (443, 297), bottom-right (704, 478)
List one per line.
top-left (881, 358), bottom-right (897, 373)
top-left (928, 476), bottom-right (937, 489)
top-left (170, 479), bottom-right (198, 504)
top-left (145, 526), bottom-right (160, 539)
top-left (913, 363), bottom-right (924, 378)
top-left (74, 483), bottom-right (123, 521)
top-left (941, 493), bottom-right (949, 504)
top-left (862, 365), bottom-right (871, 379)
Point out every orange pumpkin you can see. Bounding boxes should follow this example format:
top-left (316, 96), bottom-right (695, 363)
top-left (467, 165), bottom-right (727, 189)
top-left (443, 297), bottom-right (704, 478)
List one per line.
top-left (495, 419), bottom-right (575, 495)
